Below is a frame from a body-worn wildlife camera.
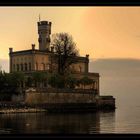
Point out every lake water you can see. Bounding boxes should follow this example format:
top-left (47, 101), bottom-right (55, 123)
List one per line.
top-left (0, 105), bottom-right (139, 134)
top-left (0, 105), bottom-right (138, 134)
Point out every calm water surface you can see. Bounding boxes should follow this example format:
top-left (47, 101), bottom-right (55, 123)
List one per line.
top-left (0, 105), bottom-right (139, 134)
top-left (0, 111), bottom-right (110, 134)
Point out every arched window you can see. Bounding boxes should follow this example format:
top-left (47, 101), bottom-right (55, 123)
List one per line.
top-left (25, 63), bottom-right (28, 71)
top-left (36, 63), bottom-right (38, 70)
top-left (21, 64), bottom-right (23, 71)
top-left (46, 64), bottom-right (50, 70)
top-left (46, 38), bottom-right (50, 42)
top-left (72, 65), bottom-right (75, 71)
top-left (38, 38), bottom-right (42, 43)
top-left (42, 63), bottom-right (45, 70)
top-left (29, 63), bottom-right (31, 71)
top-left (13, 64), bottom-right (15, 71)
top-left (17, 64), bottom-right (19, 71)
top-left (79, 66), bottom-right (82, 73)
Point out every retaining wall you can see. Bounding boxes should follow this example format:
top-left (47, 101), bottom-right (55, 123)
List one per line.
top-left (25, 92), bottom-right (97, 105)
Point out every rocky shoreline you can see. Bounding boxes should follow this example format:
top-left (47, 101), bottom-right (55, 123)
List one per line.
top-left (0, 95), bottom-right (116, 114)
top-left (0, 102), bottom-right (47, 114)
top-left (0, 108), bottom-right (47, 114)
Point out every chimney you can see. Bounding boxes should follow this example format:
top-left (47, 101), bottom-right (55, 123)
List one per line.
top-left (32, 44), bottom-right (35, 50)
top-left (9, 48), bottom-right (13, 53)
top-left (86, 54), bottom-right (89, 58)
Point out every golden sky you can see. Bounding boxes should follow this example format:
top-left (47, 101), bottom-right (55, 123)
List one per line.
top-left (1, 7), bottom-right (140, 60)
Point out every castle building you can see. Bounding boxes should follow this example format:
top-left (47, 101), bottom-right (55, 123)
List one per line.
top-left (9, 20), bottom-right (100, 94)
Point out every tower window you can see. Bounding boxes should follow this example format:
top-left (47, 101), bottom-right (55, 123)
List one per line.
top-left (38, 38), bottom-right (42, 43)
top-left (46, 38), bottom-right (50, 42)
top-left (42, 57), bottom-right (44, 61)
top-left (72, 65), bottom-right (75, 71)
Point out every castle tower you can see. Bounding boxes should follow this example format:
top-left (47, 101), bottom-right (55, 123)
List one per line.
top-left (37, 20), bottom-right (51, 51)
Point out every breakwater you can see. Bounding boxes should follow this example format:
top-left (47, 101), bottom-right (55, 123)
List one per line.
top-left (0, 89), bottom-right (115, 113)
top-left (23, 90), bottom-right (115, 112)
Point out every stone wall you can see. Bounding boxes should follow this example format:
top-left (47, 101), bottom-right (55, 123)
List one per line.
top-left (97, 96), bottom-right (116, 109)
top-left (10, 92), bottom-right (115, 112)
top-left (25, 92), bottom-right (96, 105)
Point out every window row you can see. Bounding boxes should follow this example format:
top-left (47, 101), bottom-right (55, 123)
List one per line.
top-left (13, 63), bottom-right (50, 72)
top-left (35, 63), bottom-right (50, 71)
top-left (13, 63), bottom-right (31, 72)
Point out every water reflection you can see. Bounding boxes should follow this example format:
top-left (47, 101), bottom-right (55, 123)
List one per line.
top-left (99, 111), bottom-right (115, 133)
top-left (0, 111), bottom-right (115, 134)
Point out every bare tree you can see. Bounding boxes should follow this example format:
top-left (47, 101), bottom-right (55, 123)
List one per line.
top-left (51, 33), bottom-right (79, 75)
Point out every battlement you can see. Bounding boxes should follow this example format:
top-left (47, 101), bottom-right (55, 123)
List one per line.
top-left (38, 21), bottom-right (52, 26)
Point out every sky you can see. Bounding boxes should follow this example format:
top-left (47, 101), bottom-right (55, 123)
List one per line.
top-left (1, 6), bottom-right (140, 61)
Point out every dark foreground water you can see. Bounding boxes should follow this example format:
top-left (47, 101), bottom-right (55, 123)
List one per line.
top-left (0, 111), bottom-right (111, 134)
top-left (0, 105), bottom-right (139, 134)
